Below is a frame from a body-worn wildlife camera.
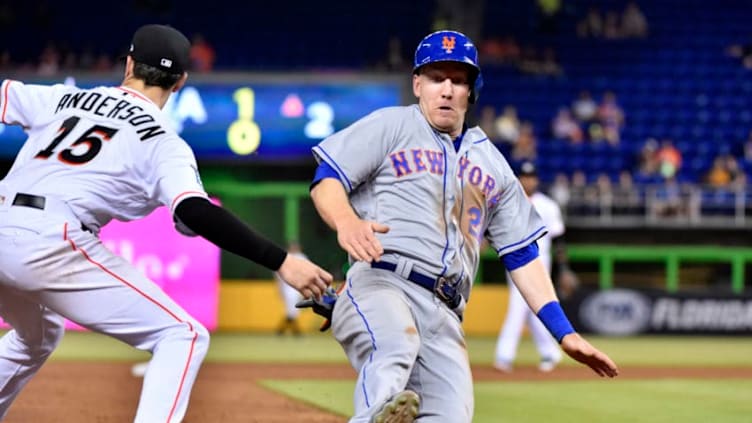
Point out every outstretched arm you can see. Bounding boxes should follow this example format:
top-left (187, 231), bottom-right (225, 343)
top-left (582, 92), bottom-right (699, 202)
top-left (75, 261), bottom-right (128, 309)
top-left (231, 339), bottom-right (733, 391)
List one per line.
top-left (509, 258), bottom-right (619, 377)
top-left (310, 178), bottom-right (389, 263)
top-left (174, 197), bottom-right (332, 298)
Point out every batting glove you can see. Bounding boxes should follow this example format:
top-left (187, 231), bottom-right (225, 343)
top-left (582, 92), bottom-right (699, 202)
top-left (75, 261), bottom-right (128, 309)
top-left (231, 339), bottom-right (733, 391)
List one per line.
top-left (295, 285), bottom-right (338, 331)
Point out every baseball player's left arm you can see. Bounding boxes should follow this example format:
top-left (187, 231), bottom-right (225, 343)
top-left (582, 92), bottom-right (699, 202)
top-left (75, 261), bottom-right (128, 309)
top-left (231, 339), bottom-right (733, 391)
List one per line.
top-left (487, 166), bottom-right (617, 377)
top-left (509, 259), bottom-right (618, 377)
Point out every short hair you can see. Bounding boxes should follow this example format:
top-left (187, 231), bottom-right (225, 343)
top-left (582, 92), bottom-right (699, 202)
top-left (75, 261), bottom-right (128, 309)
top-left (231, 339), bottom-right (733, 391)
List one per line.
top-left (132, 62), bottom-right (182, 89)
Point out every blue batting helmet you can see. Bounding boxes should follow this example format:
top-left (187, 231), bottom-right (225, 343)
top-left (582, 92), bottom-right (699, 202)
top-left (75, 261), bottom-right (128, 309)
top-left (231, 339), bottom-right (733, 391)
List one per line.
top-left (413, 30), bottom-right (484, 103)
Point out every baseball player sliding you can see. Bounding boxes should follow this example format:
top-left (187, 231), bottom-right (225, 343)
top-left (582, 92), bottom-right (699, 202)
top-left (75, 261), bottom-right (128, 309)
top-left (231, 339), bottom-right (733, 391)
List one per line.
top-left (0, 24), bottom-right (331, 422)
top-left (306, 30), bottom-right (618, 423)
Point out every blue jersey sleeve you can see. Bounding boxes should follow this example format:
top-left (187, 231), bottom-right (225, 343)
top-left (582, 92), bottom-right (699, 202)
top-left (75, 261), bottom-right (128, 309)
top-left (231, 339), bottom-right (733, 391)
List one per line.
top-left (501, 241), bottom-right (539, 271)
top-left (310, 160), bottom-right (340, 190)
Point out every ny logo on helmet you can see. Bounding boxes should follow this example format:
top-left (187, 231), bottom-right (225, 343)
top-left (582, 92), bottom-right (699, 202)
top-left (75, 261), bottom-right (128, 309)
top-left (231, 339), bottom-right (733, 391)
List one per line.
top-left (441, 36), bottom-right (456, 53)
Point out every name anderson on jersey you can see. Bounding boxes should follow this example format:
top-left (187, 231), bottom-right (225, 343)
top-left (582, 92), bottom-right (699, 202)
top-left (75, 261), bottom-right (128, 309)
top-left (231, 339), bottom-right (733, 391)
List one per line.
top-left (55, 91), bottom-right (165, 141)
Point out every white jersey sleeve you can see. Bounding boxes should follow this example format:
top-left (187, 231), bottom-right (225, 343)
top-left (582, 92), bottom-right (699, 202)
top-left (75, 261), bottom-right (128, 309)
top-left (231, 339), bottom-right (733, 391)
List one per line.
top-left (531, 193), bottom-right (564, 238)
top-left (1, 80), bottom-right (75, 127)
top-left (150, 136), bottom-right (208, 214)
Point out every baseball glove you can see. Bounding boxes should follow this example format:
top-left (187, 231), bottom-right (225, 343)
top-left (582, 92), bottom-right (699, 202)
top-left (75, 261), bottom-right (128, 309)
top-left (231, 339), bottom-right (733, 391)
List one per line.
top-left (295, 285), bottom-right (338, 331)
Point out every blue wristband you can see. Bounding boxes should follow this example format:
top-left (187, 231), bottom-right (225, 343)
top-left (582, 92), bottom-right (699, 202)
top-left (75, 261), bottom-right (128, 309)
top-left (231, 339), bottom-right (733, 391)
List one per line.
top-left (537, 301), bottom-right (575, 343)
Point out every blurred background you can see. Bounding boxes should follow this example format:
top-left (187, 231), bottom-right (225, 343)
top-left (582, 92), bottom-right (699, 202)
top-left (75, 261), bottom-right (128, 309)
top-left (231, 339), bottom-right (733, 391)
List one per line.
top-left (2, 0), bottom-right (752, 337)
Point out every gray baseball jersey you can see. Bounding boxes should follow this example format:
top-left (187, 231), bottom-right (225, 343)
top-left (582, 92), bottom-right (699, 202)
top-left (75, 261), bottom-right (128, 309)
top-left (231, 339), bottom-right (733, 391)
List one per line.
top-left (313, 104), bottom-right (545, 422)
top-left (313, 104), bottom-right (545, 301)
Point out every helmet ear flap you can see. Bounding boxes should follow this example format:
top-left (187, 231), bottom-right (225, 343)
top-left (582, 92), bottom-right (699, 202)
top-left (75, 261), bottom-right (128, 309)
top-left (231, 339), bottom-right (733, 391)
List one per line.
top-left (470, 72), bottom-right (483, 104)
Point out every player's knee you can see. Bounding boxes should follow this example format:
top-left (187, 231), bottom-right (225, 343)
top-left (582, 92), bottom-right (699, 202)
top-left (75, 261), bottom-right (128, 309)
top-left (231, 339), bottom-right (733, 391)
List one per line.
top-left (191, 322), bottom-right (210, 359)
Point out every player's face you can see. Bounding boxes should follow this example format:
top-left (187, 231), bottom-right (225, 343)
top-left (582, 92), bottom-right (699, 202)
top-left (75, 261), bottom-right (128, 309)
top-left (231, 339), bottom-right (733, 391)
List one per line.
top-left (413, 62), bottom-right (472, 138)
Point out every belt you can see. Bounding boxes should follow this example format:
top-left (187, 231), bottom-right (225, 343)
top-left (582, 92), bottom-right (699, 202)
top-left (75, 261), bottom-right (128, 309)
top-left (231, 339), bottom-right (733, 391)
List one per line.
top-left (12, 193), bottom-right (46, 209)
top-left (371, 260), bottom-right (461, 309)
top-left (11, 193), bottom-right (92, 233)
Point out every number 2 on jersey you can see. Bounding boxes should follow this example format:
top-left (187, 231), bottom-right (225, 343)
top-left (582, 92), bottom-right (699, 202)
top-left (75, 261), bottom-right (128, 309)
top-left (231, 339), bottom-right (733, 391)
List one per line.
top-left (468, 206), bottom-right (483, 241)
top-left (35, 116), bottom-right (119, 165)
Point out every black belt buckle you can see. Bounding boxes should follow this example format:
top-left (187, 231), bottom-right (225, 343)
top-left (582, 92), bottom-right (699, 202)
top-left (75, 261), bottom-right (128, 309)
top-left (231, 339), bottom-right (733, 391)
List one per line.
top-left (435, 276), bottom-right (461, 308)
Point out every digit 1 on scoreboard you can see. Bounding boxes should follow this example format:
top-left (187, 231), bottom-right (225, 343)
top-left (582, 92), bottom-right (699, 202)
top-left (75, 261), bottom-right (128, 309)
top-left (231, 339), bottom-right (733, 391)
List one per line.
top-left (227, 87), bottom-right (261, 155)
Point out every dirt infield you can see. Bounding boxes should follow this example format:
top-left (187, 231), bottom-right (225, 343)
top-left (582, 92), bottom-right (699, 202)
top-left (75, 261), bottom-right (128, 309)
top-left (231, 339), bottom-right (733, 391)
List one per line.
top-left (5, 362), bottom-right (751, 422)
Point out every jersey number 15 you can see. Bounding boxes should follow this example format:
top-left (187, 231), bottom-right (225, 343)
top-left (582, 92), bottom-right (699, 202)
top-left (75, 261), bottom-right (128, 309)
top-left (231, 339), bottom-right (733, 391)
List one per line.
top-left (35, 116), bottom-right (119, 165)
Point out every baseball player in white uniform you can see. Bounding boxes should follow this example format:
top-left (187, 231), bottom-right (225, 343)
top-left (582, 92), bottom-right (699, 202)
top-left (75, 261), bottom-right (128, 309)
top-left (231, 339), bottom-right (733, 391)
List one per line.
top-left (495, 161), bottom-right (565, 373)
top-left (306, 30), bottom-right (618, 423)
top-left (0, 24), bottom-right (332, 423)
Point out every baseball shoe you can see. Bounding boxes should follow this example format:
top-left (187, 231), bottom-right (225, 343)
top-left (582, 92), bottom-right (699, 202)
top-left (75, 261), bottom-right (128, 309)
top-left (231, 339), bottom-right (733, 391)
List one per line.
top-left (493, 360), bottom-right (513, 373)
top-left (372, 390), bottom-right (420, 423)
top-left (538, 355), bottom-right (562, 373)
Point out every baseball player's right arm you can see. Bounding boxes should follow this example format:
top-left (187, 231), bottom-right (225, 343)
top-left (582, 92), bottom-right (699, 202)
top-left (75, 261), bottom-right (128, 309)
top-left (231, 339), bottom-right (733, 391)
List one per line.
top-left (310, 177), bottom-right (389, 263)
top-left (152, 139), bottom-right (332, 298)
top-left (1, 80), bottom-right (73, 127)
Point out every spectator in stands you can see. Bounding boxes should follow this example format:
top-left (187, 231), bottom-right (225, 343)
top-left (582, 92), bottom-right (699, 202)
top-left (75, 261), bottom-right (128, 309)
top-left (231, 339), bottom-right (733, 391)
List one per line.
top-left (495, 105), bottom-right (521, 144)
top-left (480, 36), bottom-right (520, 65)
top-left (479, 106), bottom-right (500, 143)
top-left (92, 53), bottom-right (113, 72)
top-left (621, 2), bottom-right (648, 38)
top-left (511, 122), bottom-right (538, 162)
top-left (518, 45), bottom-right (542, 74)
top-left (572, 90), bottom-right (597, 123)
top-left (726, 156), bottom-right (744, 187)
top-left (37, 42), bottom-right (59, 76)
top-left (656, 139), bottom-right (682, 180)
top-left (595, 172), bottom-right (614, 213)
top-left (551, 107), bottom-right (584, 144)
top-left (384, 36), bottom-right (407, 71)
top-left (742, 130), bottom-right (752, 162)
top-left (705, 155), bottom-right (733, 188)
top-left (634, 138), bottom-right (661, 184)
top-left (61, 49), bottom-right (78, 71)
top-left (576, 7), bottom-right (603, 38)
top-left (549, 172), bottom-right (570, 209)
top-left (596, 91), bottom-right (625, 146)
top-left (568, 170), bottom-right (600, 215)
top-left (78, 44), bottom-right (96, 70)
top-left (518, 46), bottom-right (562, 76)
top-left (538, 47), bottom-right (563, 76)
top-left (602, 11), bottom-right (623, 40)
top-left (653, 176), bottom-right (688, 218)
top-left (613, 170), bottom-right (641, 215)
top-left (725, 40), bottom-right (752, 69)
top-left (190, 33), bottom-right (216, 73)
top-left (0, 49), bottom-right (11, 71)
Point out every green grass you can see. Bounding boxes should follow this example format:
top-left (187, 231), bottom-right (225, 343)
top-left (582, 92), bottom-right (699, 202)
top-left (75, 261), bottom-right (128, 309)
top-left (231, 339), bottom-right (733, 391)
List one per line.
top-left (12, 331), bottom-right (750, 421)
top-left (38, 331), bottom-right (752, 367)
top-left (262, 379), bottom-right (752, 422)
